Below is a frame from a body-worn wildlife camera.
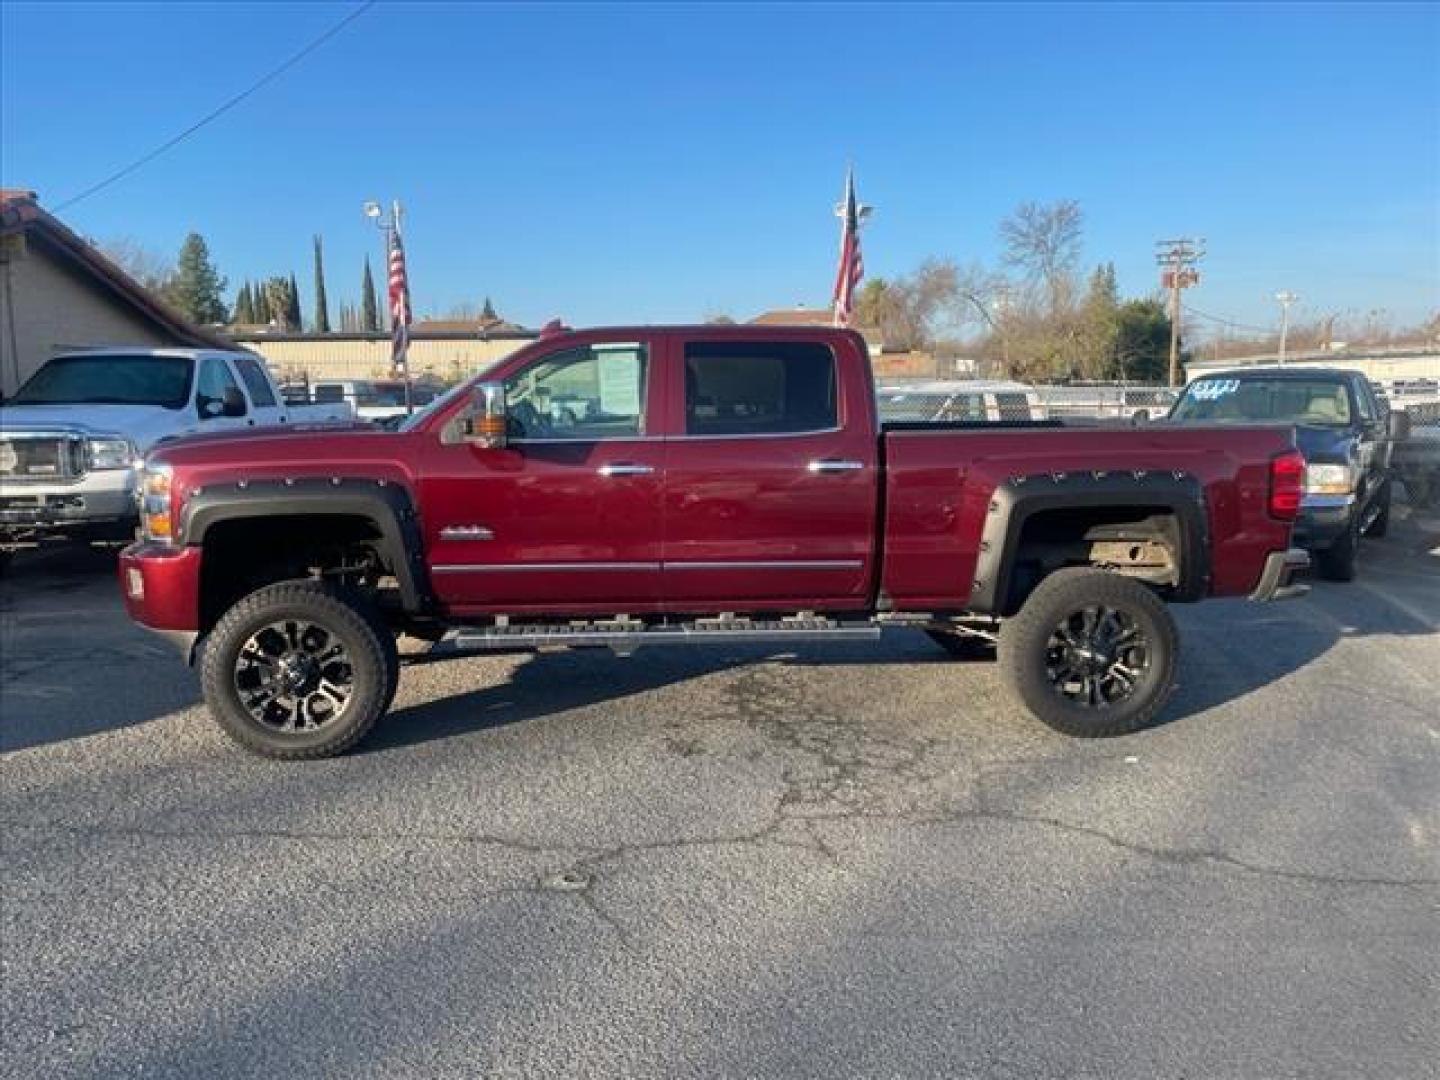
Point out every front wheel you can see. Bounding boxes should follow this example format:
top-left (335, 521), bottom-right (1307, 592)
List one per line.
top-left (200, 580), bottom-right (398, 759)
top-left (998, 569), bottom-right (1178, 738)
top-left (1314, 511), bottom-right (1359, 582)
top-left (1364, 479), bottom-right (1391, 539)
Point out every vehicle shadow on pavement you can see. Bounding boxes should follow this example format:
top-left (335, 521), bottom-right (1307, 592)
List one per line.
top-left (1164, 529), bottom-right (1438, 725)
top-left (366, 636), bottom-right (964, 754)
top-left (0, 545), bottom-right (201, 753)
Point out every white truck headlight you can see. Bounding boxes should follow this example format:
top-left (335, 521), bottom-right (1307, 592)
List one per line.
top-left (1304, 463), bottom-right (1354, 495)
top-left (88, 437), bottom-right (139, 471)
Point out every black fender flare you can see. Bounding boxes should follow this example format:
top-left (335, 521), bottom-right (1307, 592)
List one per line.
top-left (180, 478), bottom-right (431, 612)
top-left (970, 469), bottom-right (1210, 615)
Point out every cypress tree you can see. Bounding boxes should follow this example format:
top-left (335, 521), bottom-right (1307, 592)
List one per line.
top-left (232, 282), bottom-right (252, 324)
top-left (482, 296), bottom-right (497, 321)
top-left (265, 276), bottom-right (290, 329)
top-left (361, 257), bottom-right (379, 332)
top-left (312, 235), bottom-right (331, 332)
top-left (287, 271), bottom-right (303, 331)
top-left (253, 279), bottom-right (270, 323)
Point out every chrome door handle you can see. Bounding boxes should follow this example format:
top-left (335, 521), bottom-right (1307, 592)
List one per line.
top-left (807, 459), bottom-right (865, 473)
top-left (598, 462), bottom-right (655, 477)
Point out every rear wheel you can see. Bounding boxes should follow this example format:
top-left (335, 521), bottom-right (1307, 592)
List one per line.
top-left (998, 569), bottom-right (1178, 738)
top-left (200, 580), bottom-right (398, 759)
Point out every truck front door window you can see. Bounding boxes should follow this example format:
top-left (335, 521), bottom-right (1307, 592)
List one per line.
top-left (684, 342), bottom-right (837, 436)
top-left (197, 357), bottom-right (246, 419)
top-left (503, 345), bottom-right (648, 440)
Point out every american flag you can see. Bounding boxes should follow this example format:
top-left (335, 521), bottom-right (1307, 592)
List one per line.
top-left (831, 167), bottom-right (866, 328)
top-left (388, 222), bottom-right (412, 372)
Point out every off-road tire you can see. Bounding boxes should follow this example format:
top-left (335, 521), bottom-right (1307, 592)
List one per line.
top-left (998, 568), bottom-right (1178, 738)
top-left (1315, 510), bottom-right (1359, 582)
top-left (201, 580), bottom-right (397, 759)
top-left (1364, 479), bottom-right (1392, 539)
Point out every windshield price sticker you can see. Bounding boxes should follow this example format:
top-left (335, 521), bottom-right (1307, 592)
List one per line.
top-left (1191, 379), bottom-right (1240, 401)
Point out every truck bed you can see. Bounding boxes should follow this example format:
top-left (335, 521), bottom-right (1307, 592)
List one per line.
top-left (878, 422), bottom-right (1298, 610)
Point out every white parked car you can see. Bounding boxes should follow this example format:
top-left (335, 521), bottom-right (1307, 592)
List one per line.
top-left (0, 347), bottom-right (354, 561)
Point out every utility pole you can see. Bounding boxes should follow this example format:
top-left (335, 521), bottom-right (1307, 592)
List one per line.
top-left (1275, 290), bottom-right (1299, 362)
top-left (1156, 238), bottom-right (1205, 386)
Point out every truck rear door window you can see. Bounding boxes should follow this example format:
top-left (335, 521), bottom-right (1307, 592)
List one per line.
top-left (231, 354), bottom-right (278, 408)
top-left (683, 341), bottom-right (837, 436)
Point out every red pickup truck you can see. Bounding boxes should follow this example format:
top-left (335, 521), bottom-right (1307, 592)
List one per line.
top-left (119, 325), bottom-right (1309, 758)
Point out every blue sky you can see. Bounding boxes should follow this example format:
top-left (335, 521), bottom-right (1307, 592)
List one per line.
top-left (3, 2), bottom-right (1437, 337)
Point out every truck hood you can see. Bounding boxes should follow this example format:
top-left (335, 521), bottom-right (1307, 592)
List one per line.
top-left (0, 402), bottom-right (185, 449)
top-left (156, 419), bottom-right (375, 451)
top-left (149, 424), bottom-right (410, 480)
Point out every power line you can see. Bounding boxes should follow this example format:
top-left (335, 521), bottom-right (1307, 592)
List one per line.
top-left (53, 1), bottom-right (376, 214)
top-left (1182, 304), bottom-right (1274, 335)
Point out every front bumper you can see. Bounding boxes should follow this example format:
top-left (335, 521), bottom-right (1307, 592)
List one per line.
top-left (1249, 547), bottom-right (1311, 602)
top-left (0, 473), bottom-right (138, 543)
top-left (1292, 493), bottom-right (1353, 551)
top-left (119, 542), bottom-right (203, 657)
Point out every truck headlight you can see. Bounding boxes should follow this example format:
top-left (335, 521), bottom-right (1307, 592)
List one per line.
top-left (140, 464), bottom-right (175, 543)
top-left (1304, 463), bottom-right (1355, 495)
top-left (87, 437), bottom-right (138, 471)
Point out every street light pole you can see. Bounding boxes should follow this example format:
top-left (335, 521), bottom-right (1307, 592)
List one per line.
top-left (1275, 291), bottom-right (1299, 362)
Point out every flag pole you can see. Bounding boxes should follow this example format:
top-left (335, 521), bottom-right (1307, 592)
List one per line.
top-left (392, 199), bottom-right (413, 415)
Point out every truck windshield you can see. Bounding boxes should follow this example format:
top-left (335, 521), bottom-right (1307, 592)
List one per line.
top-left (397, 381), bottom-right (469, 432)
top-left (10, 354), bottom-right (193, 409)
top-left (1171, 377), bottom-right (1352, 426)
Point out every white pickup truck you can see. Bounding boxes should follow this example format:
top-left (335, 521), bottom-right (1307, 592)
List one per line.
top-left (0, 347), bottom-right (352, 563)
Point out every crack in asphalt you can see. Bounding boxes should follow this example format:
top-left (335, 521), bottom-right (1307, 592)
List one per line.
top-left (5, 658), bottom-right (1436, 964)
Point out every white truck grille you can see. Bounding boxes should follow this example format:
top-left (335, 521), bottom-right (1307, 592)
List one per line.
top-left (0, 434), bottom-right (88, 482)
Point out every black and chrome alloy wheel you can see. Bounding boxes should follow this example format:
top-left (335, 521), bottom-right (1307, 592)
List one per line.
top-left (201, 580), bottom-right (398, 759)
top-left (234, 618), bottom-right (355, 732)
top-left (1044, 605), bottom-right (1149, 708)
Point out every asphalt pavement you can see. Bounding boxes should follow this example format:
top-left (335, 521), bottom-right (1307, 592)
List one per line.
top-left (2, 510), bottom-right (1437, 1079)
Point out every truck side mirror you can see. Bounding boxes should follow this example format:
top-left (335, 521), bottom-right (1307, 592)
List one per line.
top-left (221, 386), bottom-right (247, 418)
top-left (1388, 408), bottom-right (1411, 442)
top-left (465, 381), bottom-right (509, 449)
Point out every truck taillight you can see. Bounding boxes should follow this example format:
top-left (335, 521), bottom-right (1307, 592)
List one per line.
top-left (1268, 450), bottom-right (1305, 521)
